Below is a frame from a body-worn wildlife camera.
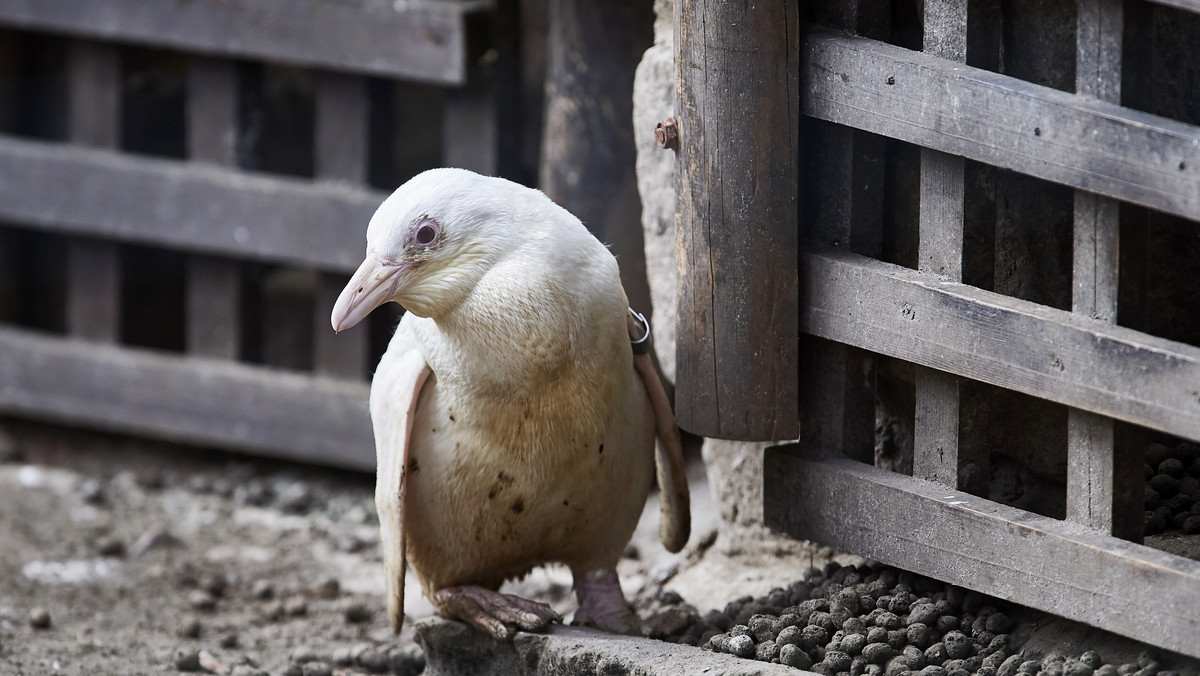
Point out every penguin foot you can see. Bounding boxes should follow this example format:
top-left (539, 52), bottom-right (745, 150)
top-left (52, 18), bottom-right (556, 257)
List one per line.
top-left (571, 568), bottom-right (642, 636)
top-left (432, 585), bottom-right (561, 641)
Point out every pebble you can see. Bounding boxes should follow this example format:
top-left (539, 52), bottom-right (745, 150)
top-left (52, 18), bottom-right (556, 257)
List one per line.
top-left (301, 662), bottom-right (333, 676)
top-left (28, 607), bottom-right (52, 630)
top-left (942, 631), bottom-right (971, 659)
top-left (175, 649), bottom-right (203, 672)
top-left (780, 643), bottom-right (814, 669)
top-left (998, 655), bottom-right (1024, 676)
top-left (79, 478), bottom-right (106, 505)
top-left (312, 576), bottom-right (340, 599)
top-left (261, 602), bottom-right (284, 621)
top-left (823, 650), bottom-right (854, 674)
top-left (218, 632), bottom-right (239, 649)
top-left (841, 632), bottom-right (868, 656)
top-left (908, 603), bottom-right (940, 626)
top-left (755, 639), bottom-right (779, 661)
top-left (726, 634), bottom-right (756, 658)
top-left (230, 666), bottom-right (268, 676)
top-left (863, 642), bottom-right (899, 664)
top-left (919, 666), bottom-right (947, 676)
top-left (176, 618), bottom-right (202, 639)
top-left (280, 666), bottom-right (303, 676)
top-left (284, 596), bottom-right (308, 616)
top-left (357, 647), bottom-right (389, 674)
top-left (188, 590), bottom-right (216, 612)
top-left (95, 535), bottom-right (125, 558)
top-left (388, 646), bottom-right (425, 676)
top-left (250, 579), bottom-right (274, 600)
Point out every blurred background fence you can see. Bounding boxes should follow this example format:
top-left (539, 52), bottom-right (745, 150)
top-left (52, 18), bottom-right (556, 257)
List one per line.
top-left (0, 0), bottom-right (556, 470)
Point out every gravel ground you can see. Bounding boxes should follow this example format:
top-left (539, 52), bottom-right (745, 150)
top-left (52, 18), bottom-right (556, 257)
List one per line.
top-left (2, 422), bottom-right (1199, 675)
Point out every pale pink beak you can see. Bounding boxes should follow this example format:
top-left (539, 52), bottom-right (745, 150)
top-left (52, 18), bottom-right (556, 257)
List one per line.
top-left (330, 253), bottom-right (410, 332)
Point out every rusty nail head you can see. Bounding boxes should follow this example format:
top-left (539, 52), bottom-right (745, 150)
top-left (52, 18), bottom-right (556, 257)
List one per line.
top-left (655, 117), bottom-right (679, 150)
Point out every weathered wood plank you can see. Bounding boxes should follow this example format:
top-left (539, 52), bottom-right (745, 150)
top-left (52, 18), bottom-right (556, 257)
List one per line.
top-left (0, 134), bottom-right (384, 272)
top-left (674, 0), bottom-right (799, 440)
top-left (1067, 0), bottom-right (1140, 540)
top-left (802, 31), bottom-right (1200, 222)
top-left (66, 40), bottom-right (120, 343)
top-left (0, 0), bottom-right (481, 84)
top-left (763, 446), bottom-right (1200, 659)
top-left (314, 72), bottom-right (369, 380)
top-left (913, 1), bottom-right (967, 487)
top-left (799, 250), bottom-right (1200, 442)
top-left (186, 58), bottom-right (240, 359)
top-left (0, 325), bottom-right (374, 470)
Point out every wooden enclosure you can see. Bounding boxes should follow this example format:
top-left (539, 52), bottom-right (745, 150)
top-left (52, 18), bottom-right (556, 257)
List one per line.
top-left (0, 0), bottom-right (531, 470)
top-left (673, 0), bottom-right (1200, 660)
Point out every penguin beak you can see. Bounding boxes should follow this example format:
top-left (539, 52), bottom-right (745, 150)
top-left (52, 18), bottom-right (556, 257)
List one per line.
top-left (331, 253), bottom-right (411, 332)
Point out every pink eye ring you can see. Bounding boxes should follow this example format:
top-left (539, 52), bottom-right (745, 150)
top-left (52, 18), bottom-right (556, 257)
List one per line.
top-left (413, 218), bottom-right (441, 247)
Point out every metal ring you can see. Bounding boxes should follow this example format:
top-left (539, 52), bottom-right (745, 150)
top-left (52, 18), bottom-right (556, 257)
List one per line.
top-left (628, 307), bottom-right (652, 355)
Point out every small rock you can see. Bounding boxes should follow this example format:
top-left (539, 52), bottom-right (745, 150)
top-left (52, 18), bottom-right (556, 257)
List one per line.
top-left (332, 646), bottom-right (355, 666)
top-left (277, 481), bottom-right (314, 514)
top-left (175, 649), bottom-right (203, 672)
top-left (748, 614), bottom-right (777, 642)
top-left (1149, 474), bottom-right (1179, 498)
top-left (867, 627), bottom-right (889, 644)
top-left (312, 577), bottom-right (340, 599)
top-left (344, 601), bottom-right (372, 624)
top-left (387, 646), bottom-right (425, 676)
top-left (781, 643), bottom-right (814, 670)
top-left (658, 589), bottom-right (684, 606)
top-left (906, 623), bottom-right (933, 649)
top-left (864, 643), bottom-right (899, 665)
top-left (199, 573), bottom-right (227, 597)
top-left (28, 607), bottom-right (51, 630)
top-left (935, 615), bottom-right (960, 634)
top-left (280, 666), bottom-right (303, 676)
top-left (1079, 652), bottom-right (1103, 670)
top-left (984, 612), bottom-right (1011, 633)
top-left (777, 625), bottom-right (804, 647)
top-left (918, 666), bottom-right (947, 676)
top-left (997, 654), bottom-right (1024, 676)
top-left (79, 478), bottom-right (106, 505)
top-left (841, 633), bottom-right (868, 656)
top-left (188, 590), bottom-right (216, 612)
top-left (1158, 458), bottom-right (1185, 478)
top-left (95, 535), bottom-right (125, 558)
top-left (250, 579), bottom-right (274, 600)
top-left (1018, 660), bottom-right (1041, 674)
top-left (1183, 515), bottom-right (1200, 534)
top-left (231, 666), bottom-right (268, 676)
top-left (337, 533), bottom-right (367, 553)
top-left (924, 643), bottom-right (948, 666)
top-left (284, 596), bottom-right (308, 616)
top-left (802, 624), bottom-right (830, 649)
top-left (302, 662), bottom-right (333, 676)
top-left (901, 646), bottom-right (926, 671)
top-left (357, 647), bottom-right (389, 674)
top-left (1063, 658), bottom-right (1095, 676)
top-left (887, 629), bottom-right (907, 650)
top-left (176, 618), bottom-right (202, 639)
top-left (756, 639), bottom-right (780, 662)
top-left (942, 630), bottom-right (971, 659)
top-left (218, 632), bottom-right (239, 649)
top-left (823, 650), bottom-right (854, 674)
top-left (726, 634), bottom-right (756, 658)
top-left (875, 611), bottom-right (902, 630)
top-left (261, 602), bottom-right (285, 622)
top-left (907, 603), bottom-right (940, 626)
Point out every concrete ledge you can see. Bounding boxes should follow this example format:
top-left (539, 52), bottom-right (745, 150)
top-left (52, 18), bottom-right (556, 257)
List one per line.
top-left (415, 618), bottom-right (805, 676)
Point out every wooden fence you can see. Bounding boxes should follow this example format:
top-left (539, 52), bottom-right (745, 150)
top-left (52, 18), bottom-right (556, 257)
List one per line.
top-left (0, 0), bottom-right (521, 470)
top-left (673, 0), bottom-right (1200, 660)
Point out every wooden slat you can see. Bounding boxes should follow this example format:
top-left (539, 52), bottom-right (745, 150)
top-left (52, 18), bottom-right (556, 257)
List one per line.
top-left (0, 134), bottom-right (383, 272)
top-left (186, 58), bottom-right (241, 359)
top-left (0, 0), bottom-right (481, 85)
top-left (913, 0), bottom-right (967, 487)
top-left (763, 446), bottom-right (1200, 659)
top-left (314, 72), bottom-right (369, 380)
top-left (674, 0), bottom-right (799, 440)
top-left (66, 40), bottom-right (120, 343)
top-left (0, 326), bottom-right (373, 470)
top-left (801, 31), bottom-right (1200, 222)
top-left (1067, 0), bottom-right (1141, 540)
top-left (800, 250), bottom-right (1200, 442)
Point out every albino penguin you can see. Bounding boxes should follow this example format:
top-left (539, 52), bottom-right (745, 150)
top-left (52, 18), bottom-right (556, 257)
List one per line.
top-left (330, 168), bottom-right (689, 639)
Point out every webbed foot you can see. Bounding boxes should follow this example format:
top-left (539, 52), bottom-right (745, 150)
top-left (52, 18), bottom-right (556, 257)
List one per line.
top-left (571, 568), bottom-right (642, 635)
top-left (432, 585), bottom-right (561, 641)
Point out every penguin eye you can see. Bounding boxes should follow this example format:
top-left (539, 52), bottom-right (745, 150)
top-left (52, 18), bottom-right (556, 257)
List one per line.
top-left (413, 218), bottom-right (440, 247)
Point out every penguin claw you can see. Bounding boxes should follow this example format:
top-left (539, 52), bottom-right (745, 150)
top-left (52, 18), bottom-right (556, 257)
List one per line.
top-left (432, 585), bottom-right (561, 640)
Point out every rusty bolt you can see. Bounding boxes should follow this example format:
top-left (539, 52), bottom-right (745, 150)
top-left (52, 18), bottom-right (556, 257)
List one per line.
top-left (655, 117), bottom-right (679, 150)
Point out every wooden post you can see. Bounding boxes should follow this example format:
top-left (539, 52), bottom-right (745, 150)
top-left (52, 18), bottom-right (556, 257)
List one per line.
top-left (314, 72), bottom-right (369, 380)
top-left (675, 0), bottom-right (799, 440)
top-left (66, 40), bottom-right (120, 343)
top-left (186, 58), bottom-right (241, 359)
top-left (913, 0), bottom-right (967, 487)
top-left (540, 0), bottom-right (652, 327)
top-left (1067, 0), bottom-right (1142, 541)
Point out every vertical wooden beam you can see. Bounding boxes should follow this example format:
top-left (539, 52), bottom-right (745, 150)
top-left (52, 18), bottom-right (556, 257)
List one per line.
top-left (186, 58), bottom-right (241, 359)
top-left (675, 0), bottom-right (799, 441)
top-left (1068, 0), bottom-right (1141, 541)
top-left (66, 40), bottom-right (120, 343)
top-left (798, 2), bottom-right (885, 460)
top-left (913, 0), bottom-right (967, 486)
top-left (315, 72), bottom-right (369, 380)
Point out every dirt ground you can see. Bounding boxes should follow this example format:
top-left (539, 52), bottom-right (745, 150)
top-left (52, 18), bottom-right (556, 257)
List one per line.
top-left (0, 421), bottom-right (720, 676)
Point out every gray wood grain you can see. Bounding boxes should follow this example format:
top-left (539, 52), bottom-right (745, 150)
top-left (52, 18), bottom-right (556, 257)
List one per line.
top-left (800, 250), bottom-right (1200, 442)
top-left (66, 40), bottom-right (120, 343)
top-left (186, 58), bottom-right (240, 359)
top-left (0, 0), bottom-right (481, 84)
top-left (0, 326), bottom-right (374, 470)
top-left (802, 30), bottom-right (1200, 222)
top-left (763, 446), bottom-right (1200, 659)
top-left (1067, 0), bottom-right (1137, 540)
top-left (674, 0), bottom-right (799, 440)
top-left (0, 135), bottom-right (383, 272)
top-left (913, 2), bottom-right (967, 486)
